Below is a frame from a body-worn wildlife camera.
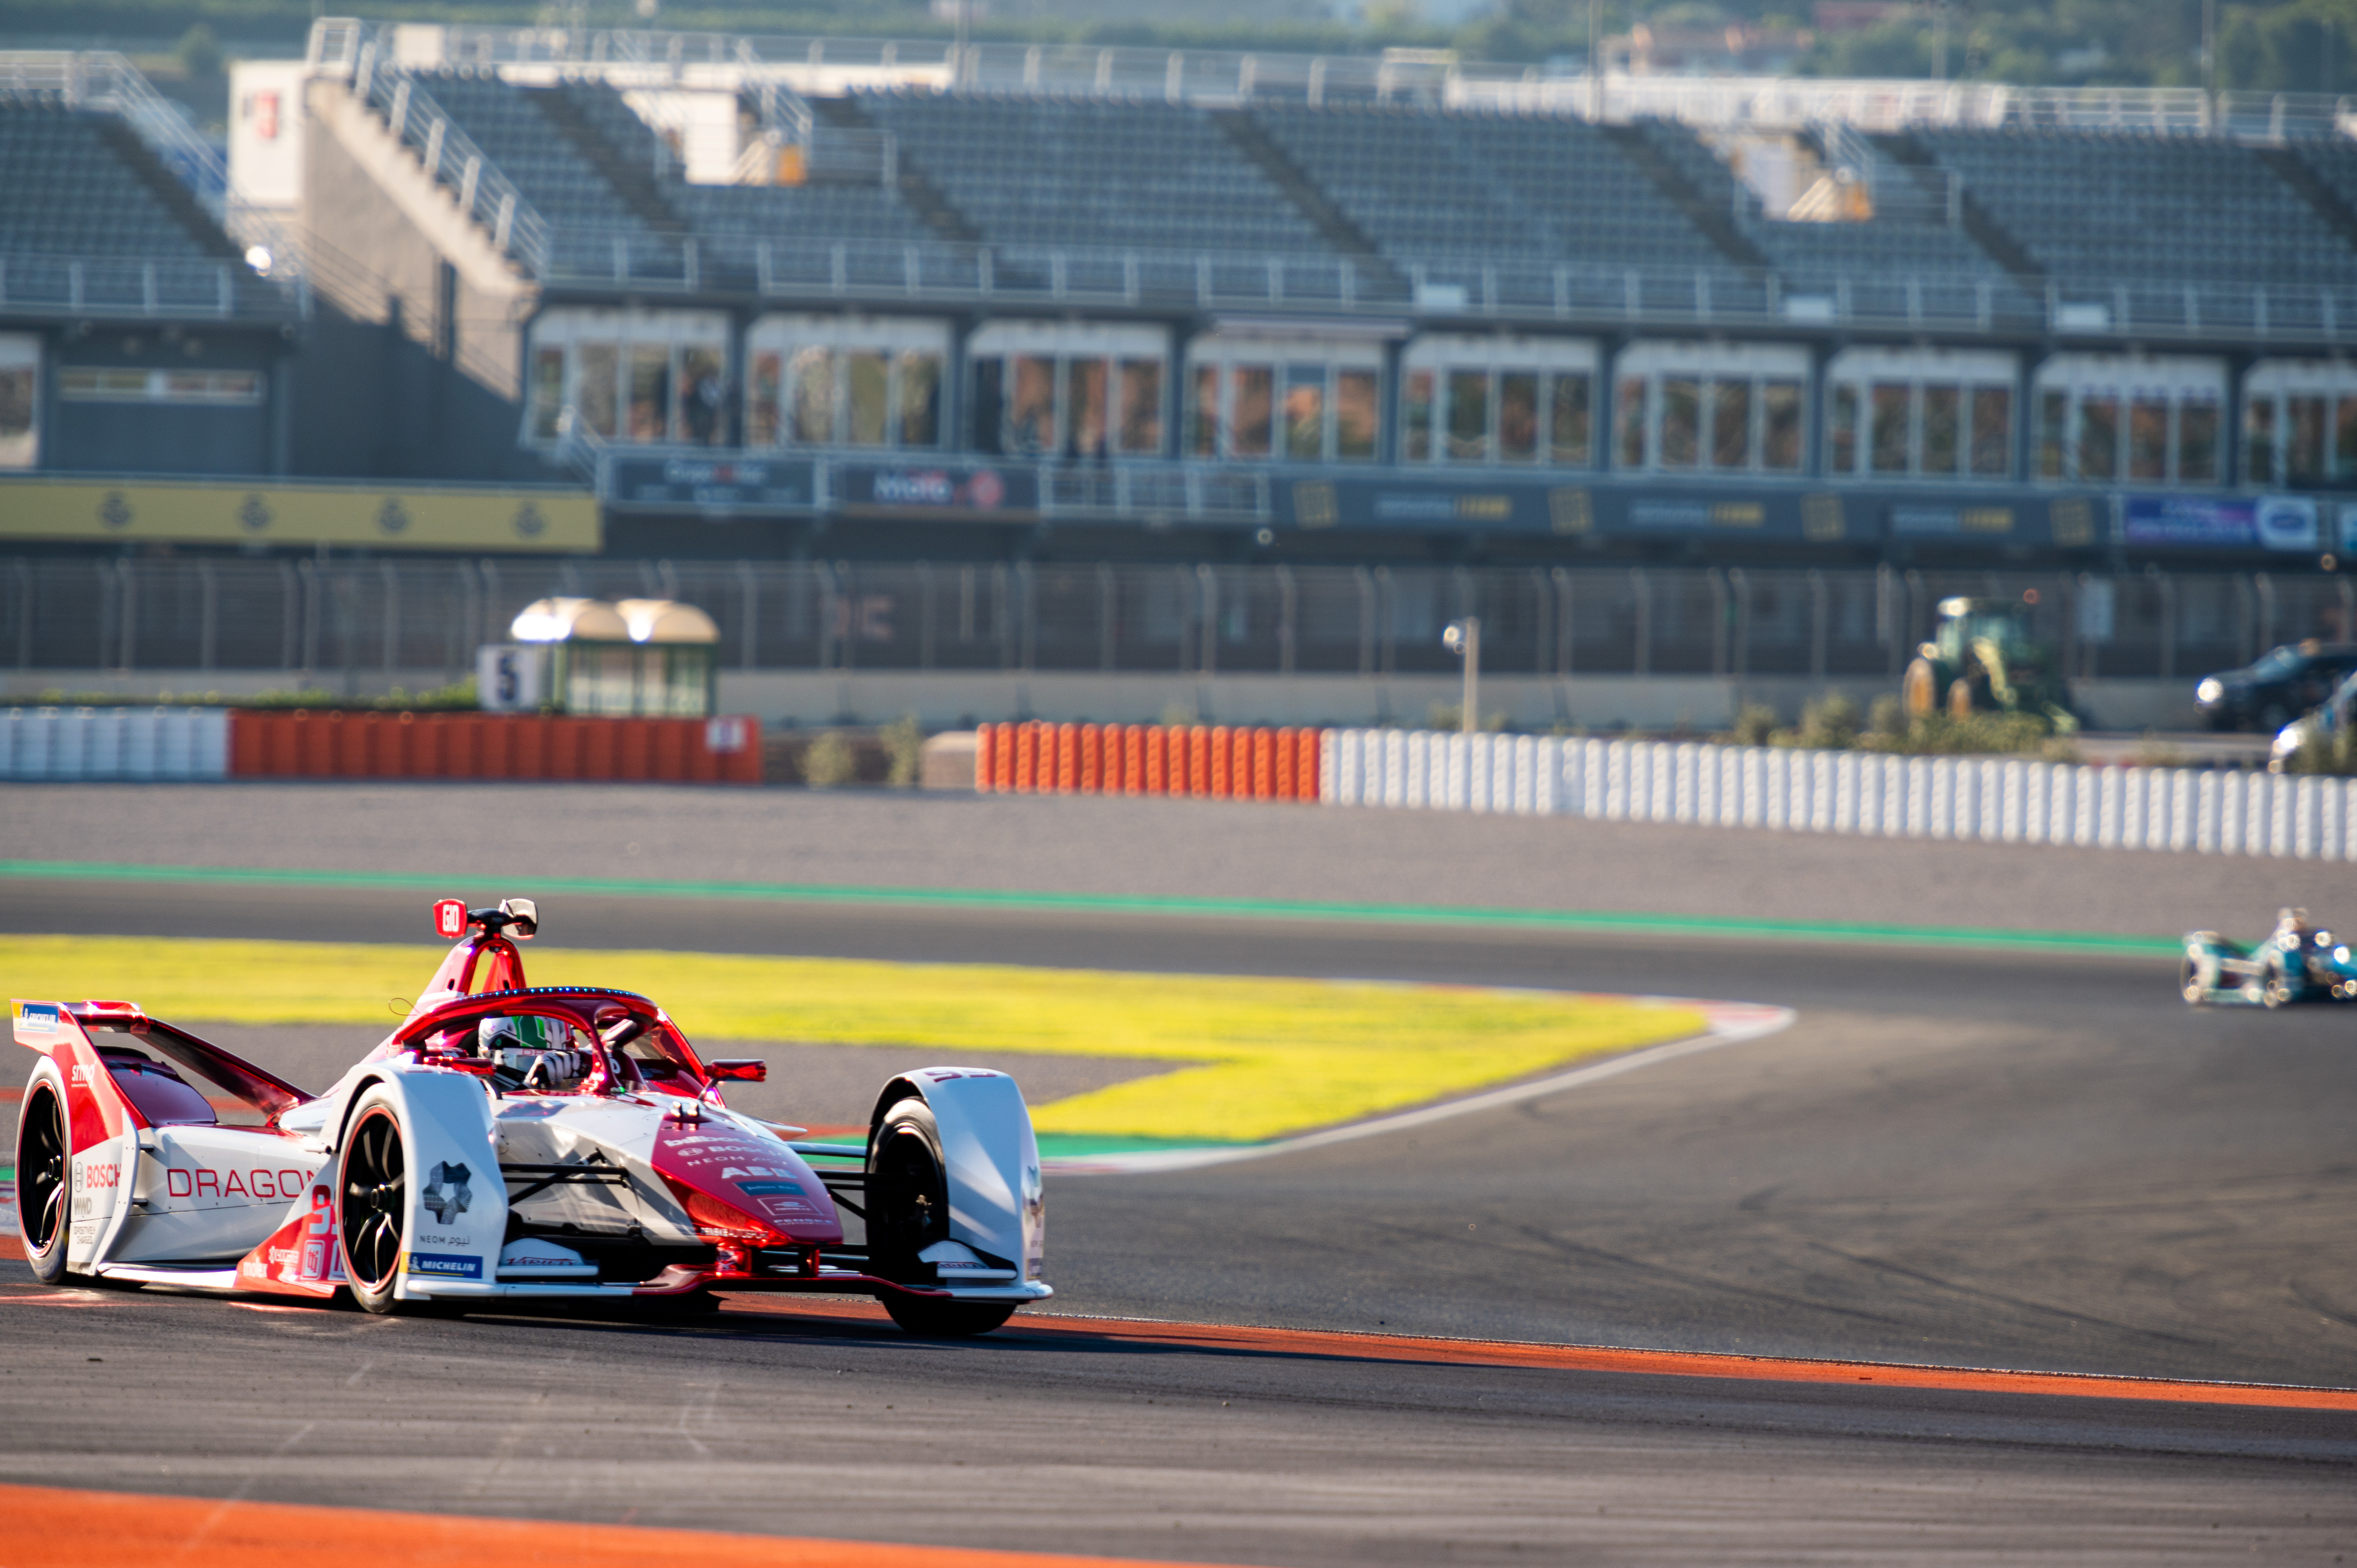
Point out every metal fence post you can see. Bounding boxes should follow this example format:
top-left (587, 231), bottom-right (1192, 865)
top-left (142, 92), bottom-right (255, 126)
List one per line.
top-left (1017, 560), bottom-right (1036, 672)
top-left (737, 560), bottom-right (760, 669)
top-left (1355, 565), bottom-right (1375, 678)
top-left (1553, 566), bottom-right (1574, 677)
top-left (197, 560), bottom-right (217, 672)
top-left (1809, 567), bottom-right (1828, 683)
top-left (1277, 563), bottom-right (1297, 677)
top-left (1630, 565), bottom-right (1652, 676)
top-left (117, 560), bottom-right (138, 673)
top-left (380, 561), bottom-right (401, 671)
top-left (919, 560), bottom-right (937, 671)
top-left (1097, 562), bottom-right (1117, 673)
top-left (1196, 563), bottom-right (1220, 677)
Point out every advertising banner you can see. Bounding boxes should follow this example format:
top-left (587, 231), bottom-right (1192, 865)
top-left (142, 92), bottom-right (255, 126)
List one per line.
top-left (2124, 494), bottom-right (2321, 551)
top-left (607, 455), bottom-right (816, 512)
top-left (0, 478), bottom-right (597, 551)
top-left (837, 462), bottom-right (1038, 518)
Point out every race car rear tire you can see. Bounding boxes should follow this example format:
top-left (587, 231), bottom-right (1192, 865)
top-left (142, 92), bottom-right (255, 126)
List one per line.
top-left (16, 1080), bottom-right (71, 1286)
top-left (337, 1091), bottom-right (417, 1315)
top-left (2180, 955), bottom-right (2207, 1005)
top-left (882, 1295), bottom-right (1018, 1338)
top-left (2262, 968), bottom-right (2295, 1009)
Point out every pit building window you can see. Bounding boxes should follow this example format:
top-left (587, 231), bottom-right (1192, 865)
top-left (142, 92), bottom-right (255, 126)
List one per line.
top-left (1401, 335), bottom-right (1593, 468)
top-left (2030, 354), bottom-right (2227, 487)
top-left (968, 322), bottom-right (1166, 461)
top-left (747, 315), bottom-right (947, 450)
top-left (1611, 342), bottom-right (1806, 475)
top-left (527, 308), bottom-right (730, 447)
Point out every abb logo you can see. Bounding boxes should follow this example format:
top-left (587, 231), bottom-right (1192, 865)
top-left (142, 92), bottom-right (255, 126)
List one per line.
top-left (167, 1167), bottom-right (311, 1201)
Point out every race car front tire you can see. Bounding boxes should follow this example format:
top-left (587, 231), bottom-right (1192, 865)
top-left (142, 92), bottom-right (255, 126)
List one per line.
top-left (16, 1079), bottom-right (71, 1285)
top-left (882, 1295), bottom-right (1017, 1338)
top-left (338, 1089), bottom-right (417, 1315)
top-left (2180, 954), bottom-right (2207, 1004)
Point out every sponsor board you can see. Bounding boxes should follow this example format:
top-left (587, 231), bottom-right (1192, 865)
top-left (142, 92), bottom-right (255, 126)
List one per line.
top-left (2124, 494), bottom-right (2323, 550)
top-left (608, 455), bottom-right (817, 512)
top-left (0, 479), bottom-right (596, 551)
top-left (15, 1003), bottom-right (59, 1035)
top-left (838, 463), bottom-right (1037, 517)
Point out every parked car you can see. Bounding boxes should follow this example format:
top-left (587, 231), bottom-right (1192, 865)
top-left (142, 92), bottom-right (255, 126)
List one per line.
top-left (2196, 641), bottom-right (2357, 732)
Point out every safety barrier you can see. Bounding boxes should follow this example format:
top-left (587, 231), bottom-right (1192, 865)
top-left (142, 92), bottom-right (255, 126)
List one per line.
top-left (974, 721), bottom-right (1324, 802)
top-left (224, 711), bottom-right (763, 784)
top-left (0, 707), bottom-right (230, 780)
top-left (1321, 729), bottom-right (2357, 862)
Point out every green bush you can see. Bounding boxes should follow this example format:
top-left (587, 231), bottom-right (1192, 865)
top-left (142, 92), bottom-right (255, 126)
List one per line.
top-left (1723, 703), bottom-right (1779, 747)
top-left (1783, 693), bottom-right (1862, 750)
top-left (882, 713), bottom-right (924, 788)
top-left (2285, 724), bottom-right (2357, 777)
top-left (1427, 702), bottom-right (1508, 733)
top-left (1868, 694), bottom-right (1906, 740)
top-left (800, 731), bottom-right (857, 789)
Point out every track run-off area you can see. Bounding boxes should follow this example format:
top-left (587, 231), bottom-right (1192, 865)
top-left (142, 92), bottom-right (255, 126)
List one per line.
top-left (1, 784), bottom-right (2354, 1564)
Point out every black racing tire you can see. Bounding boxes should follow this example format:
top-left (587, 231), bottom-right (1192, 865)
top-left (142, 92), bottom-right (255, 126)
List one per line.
top-left (2180, 954), bottom-right (2207, 1005)
top-left (337, 1090), bottom-right (414, 1315)
top-left (2262, 965), bottom-right (2296, 1010)
top-left (882, 1294), bottom-right (1018, 1338)
top-left (16, 1079), bottom-right (71, 1285)
top-left (867, 1097), bottom-right (950, 1285)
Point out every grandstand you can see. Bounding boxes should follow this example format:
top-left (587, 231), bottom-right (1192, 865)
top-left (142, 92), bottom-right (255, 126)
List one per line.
top-left (7, 20), bottom-right (2357, 570)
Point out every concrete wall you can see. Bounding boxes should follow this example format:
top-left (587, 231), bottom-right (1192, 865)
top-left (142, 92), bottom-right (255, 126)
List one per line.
top-left (293, 77), bottom-right (546, 484)
top-left (0, 669), bottom-right (2202, 733)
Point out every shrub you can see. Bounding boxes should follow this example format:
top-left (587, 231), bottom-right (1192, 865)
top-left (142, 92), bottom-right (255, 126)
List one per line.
top-left (1868, 694), bottom-right (1906, 740)
top-left (1724, 703), bottom-right (1779, 747)
top-left (2285, 723), bottom-right (2357, 777)
top-left (1793, 693), bottom-right (1861, 750)
top-left (800, 731), bottom-right (857, 788)
top-left (882, 714), bottom-right (924, 788)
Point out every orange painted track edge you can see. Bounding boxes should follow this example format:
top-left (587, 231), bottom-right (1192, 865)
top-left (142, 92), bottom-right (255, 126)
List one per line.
top-left (3, 1249), bottom-right (2347, 1414)
top-left (0, 1482), bottom-right (1221, 1568)
top-left (713, 1296), bottom-right (2357, 1413)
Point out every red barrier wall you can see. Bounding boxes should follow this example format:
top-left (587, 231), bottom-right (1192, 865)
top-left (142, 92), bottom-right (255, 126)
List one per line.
top-left (227, 712), bottom-right (763, 785)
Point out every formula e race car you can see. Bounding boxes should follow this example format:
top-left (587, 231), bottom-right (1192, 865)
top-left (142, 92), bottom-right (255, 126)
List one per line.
top-left (12, 899), bottom-right (1048, 1335)
top-left (2182, 908), bottom-right (2357, 1008)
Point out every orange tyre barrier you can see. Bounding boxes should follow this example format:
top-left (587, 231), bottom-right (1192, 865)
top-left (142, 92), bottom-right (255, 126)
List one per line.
top-left (969, 721), bottom-right (1327, 804)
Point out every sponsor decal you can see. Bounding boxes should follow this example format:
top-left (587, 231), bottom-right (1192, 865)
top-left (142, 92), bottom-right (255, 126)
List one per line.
top-left (417, 1232), bottom-right (472, 1248)
top-left (375, 497), bottom-right (411, 536)
top-left (752, 1198), bottom-right (816, 1218)
top-left (165, 1167), bottom-right (309, 1201)
top-left (504, 1254), bottom-right (582, 1269)
top-left (420, 1162), bottom-right (472, 1225)
top-left (238, 494), bottom-right (273, 532)
top-left (69, 1063), bottom-right (95, 1087)
top-left (267, 1246), bottom-right (298, 1267)
top-left (16, 1003), bottom-right (60, 1034)
top-left (496, 1100), bottom-right (564, 1120)
top-left (2256, 495), bottom-right (2321, 552)
top-left (405, 1252), bottom-right (482, 1279)
top-left (433, 898), bottom-right (468, 939)
top-left (866, 467), bottom-right (1012, 510)
top-left (1628, 500), bottom-right (1766, 530)
top-left (76, 1160), bottom-right (121, 1192)
top-left (2124, 495), bottom-right (2257, 547)
top-left (1891, 505), bottom-right (2016, 537)
top-left (735, 1180), bottom-right (805, 1195)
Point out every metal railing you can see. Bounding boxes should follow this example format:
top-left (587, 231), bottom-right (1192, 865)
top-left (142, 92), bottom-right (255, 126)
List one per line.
top-left (312, 20), bottom-right (551, 268)
top-left (0, 253), bottom-right (305, 323)
top-left (534, 226), bottom-right (2357, 344)
top-left (7, 556), bottom-right (2348, 689)
top-left (314, 21), bottom-right (2357, 143)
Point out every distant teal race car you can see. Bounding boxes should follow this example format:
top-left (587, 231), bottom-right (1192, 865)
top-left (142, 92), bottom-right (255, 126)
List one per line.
top-left (2182, 909), bottom-right (2357, 1008)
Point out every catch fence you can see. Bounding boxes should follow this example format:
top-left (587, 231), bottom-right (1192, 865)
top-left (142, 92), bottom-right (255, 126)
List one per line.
top-left (4, 556), bottom-right (2352, 689)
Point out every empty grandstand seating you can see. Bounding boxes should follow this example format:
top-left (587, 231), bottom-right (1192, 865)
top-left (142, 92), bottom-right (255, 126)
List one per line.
top-left (1252, 104), bottom-right (1730, 272)
top-left (403, 71), bottom-right (654, 236)
top-left (0, 100), bottom-right (228, 258)
top-left (1627, 118), bottom-right (2033, 322)
top-left (857, 91), bottom-right (1334, 256)
top-left (1915, 128), bottom-right (2357, 284)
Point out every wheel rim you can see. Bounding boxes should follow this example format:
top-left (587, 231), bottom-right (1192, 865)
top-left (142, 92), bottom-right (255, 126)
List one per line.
top-left (872, 1123), bottom-right (944, 1272)
top-left (341, 1110), bottom-right (406, 1291)
top-left (18, 1086), bottom-right (67, 1256)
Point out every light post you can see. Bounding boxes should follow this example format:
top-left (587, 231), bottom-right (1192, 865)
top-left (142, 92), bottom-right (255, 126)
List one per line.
top-left (1443, 616), bottom-right (1480, 735)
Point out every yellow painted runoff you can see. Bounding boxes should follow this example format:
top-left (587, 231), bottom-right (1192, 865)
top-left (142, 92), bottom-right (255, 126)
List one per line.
top-left (1, 936), bottom-right (1706, 1144)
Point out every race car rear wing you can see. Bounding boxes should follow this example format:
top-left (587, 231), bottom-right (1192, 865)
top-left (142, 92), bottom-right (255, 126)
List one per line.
top-left (14, 998), bottom-right (312, 1122)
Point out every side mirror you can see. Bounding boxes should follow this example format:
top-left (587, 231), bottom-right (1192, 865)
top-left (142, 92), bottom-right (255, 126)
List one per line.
top-left (707, 1059), bottom-right (767, 1082)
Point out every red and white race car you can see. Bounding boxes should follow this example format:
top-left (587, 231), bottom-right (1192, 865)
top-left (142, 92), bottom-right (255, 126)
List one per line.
top-left (11, 899), bottom-right (1049, 1335)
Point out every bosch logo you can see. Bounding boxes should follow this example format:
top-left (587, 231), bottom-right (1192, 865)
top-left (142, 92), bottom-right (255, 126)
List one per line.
top-left (78, 1162), bottom-right (121, 1191)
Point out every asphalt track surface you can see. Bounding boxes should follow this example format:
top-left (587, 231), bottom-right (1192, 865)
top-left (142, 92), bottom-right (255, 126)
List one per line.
top-left (3, 786), bottom-right (2355, 1562)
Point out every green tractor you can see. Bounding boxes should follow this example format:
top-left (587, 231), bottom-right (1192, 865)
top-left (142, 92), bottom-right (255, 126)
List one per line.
top-left (1901, 595), bottom-right (2078, 727)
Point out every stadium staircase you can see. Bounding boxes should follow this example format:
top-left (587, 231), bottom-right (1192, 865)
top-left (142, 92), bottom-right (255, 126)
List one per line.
top-left (91, 116), bottom-right (240, 260)
top-left (2254, 146), bottom-right (2357, 255)
top-left (811, 95), bottom-right (985, 245)
top-left (1209, 109), bottom-right (1394, 274)
top-left (1874, 132), bottom-right (2045, 290)
top-left (1602, 123), bottom-right (1771, 270)
top-left (527, 87), bottom-right (686, 237)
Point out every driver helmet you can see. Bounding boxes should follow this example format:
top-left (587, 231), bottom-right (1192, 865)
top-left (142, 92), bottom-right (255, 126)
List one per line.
top-left (478, 1014), bottom-right (565, 1056)
top-left (2276, 907), bottom-right (2316, 945)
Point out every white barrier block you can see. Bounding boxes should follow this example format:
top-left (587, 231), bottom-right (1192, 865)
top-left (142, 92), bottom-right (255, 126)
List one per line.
top-left (1830, 751), bottom-right (1857, 834)
top-left (1603, 742), bottom-right (1627, 821)
top-left (19, 709), bottom-right (53, 778)
top-left (1673, 742), bottom-right (1699, 824)
top-left (2270, 771), bottom-right (2295, 858)
top-left (1811, 752), bottom-right (1835, 835)
top-left (0, 709), bottom-right (15, 777)
top-left (120, 709), bottom-right (156, 780)
top-left (2097, 768), bottom-right (2122, 848)
top-left (1715, 747), bottom-right (1738, 828)
top-left (1440, 733), bottom-right (1465, 812)
top-left (1647, 742), bottom-right (1672, 823)
top-left (1382, 730), bottom-right (1406, 807)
